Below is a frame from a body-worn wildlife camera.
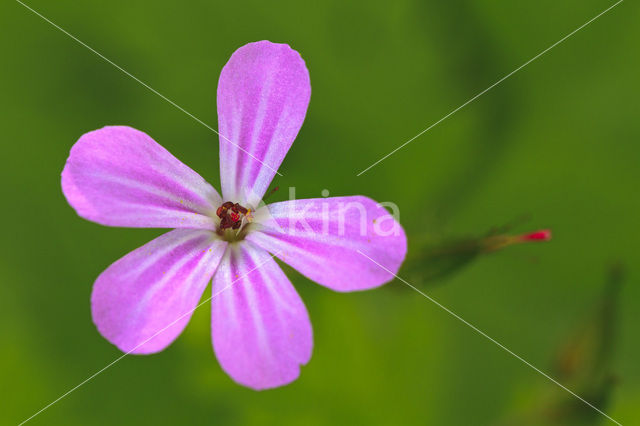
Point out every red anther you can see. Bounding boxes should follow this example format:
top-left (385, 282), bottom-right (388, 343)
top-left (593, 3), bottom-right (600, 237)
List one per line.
top-left (219, 215), bottom-right (232, 229)
top-left (216, 206), bottom-right (225, 218)
top-left (217, 201), bottom-right (250, 231)
top-left (520, 229), bottom-right (552, 241)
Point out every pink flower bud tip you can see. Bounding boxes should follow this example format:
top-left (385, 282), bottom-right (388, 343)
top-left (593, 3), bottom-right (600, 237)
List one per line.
top-left (519, 229), bottom-right (552, 242)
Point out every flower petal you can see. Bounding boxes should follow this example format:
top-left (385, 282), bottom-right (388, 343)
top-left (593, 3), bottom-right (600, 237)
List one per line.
top-left (62, 126), bottom-right (221, 229)
top-left (217, 41), bottom-right (311, 206)
top-left (92, 229), bottom-right (226, 354)
top-left (211, 242), bottom-right (312, 390)
top-left (246, 196), bottom-right (407, 292)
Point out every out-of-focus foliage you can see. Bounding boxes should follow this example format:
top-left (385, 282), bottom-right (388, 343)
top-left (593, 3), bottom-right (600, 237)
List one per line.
top-left (497, 266), bottom-right (624, 426)
top-left (403, 224), bottom-right (550, 285)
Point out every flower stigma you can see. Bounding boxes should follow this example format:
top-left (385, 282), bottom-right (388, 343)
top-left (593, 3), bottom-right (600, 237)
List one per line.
top-left (215, 201), bottom-right (253, 242)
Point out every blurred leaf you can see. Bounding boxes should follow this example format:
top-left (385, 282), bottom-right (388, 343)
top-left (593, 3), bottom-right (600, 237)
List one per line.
top-left (497, 265), bottom-right (624, 426)
top-left (402, 226), bottom-right (551, 286)
top-left (402, 234), bottom-right (483, 284)
top-left (552, 264), bottom-right (623, 386)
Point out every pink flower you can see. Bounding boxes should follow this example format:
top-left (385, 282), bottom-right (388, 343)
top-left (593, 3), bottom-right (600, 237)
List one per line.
top-left (61, 41), bottom-right (406, 389)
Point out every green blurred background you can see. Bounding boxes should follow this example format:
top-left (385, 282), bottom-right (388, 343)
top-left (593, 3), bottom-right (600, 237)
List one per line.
top-left (1, 0), bottom-right (639, 425)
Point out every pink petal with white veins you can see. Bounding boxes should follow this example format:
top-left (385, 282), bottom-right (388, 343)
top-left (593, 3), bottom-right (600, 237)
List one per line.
top-left (62, 126), bottom-right (220, 229)
top-left (211, 241), bottom-right (312, 390)
top-left (247, 196), bottom-right (407, 292)
top-left (217, 41), bottom-right (311, 206)
top-left (92, 229), bottom-right (226, 354)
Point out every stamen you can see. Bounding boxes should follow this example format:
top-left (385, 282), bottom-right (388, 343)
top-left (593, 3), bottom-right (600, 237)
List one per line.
top-left (263, 186), bottom-right (279, 202)
top-left (216, 201), bottom-right (251, 234)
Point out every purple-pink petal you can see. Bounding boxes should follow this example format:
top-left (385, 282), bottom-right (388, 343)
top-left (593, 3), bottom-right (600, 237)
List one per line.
top-left (211, 241), bottom-right (312, 390)
top-left (217, 41), bottom-right (311, 207)
top-left (62, 126), bottom-right (221, 229)
top-left (247, 196), bottom-right (407, 292)
top-left (91, 229), bottom-right (226, 354)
